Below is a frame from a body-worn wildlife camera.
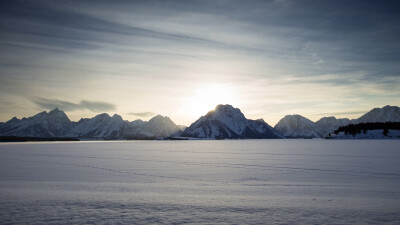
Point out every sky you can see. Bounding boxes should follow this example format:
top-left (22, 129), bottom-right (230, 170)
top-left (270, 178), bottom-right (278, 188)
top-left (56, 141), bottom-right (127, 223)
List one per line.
top-left (0, 0), bottom-right (399, 126)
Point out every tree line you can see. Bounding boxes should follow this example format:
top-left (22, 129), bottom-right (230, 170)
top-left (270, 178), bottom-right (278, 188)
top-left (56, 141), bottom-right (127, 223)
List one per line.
top-left (330, 122), bottom-right (400, 137)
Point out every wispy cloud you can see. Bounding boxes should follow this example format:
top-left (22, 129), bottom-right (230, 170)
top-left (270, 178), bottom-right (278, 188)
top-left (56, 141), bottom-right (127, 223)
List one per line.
top-left (128, 112), bottom-right (155, 117)
top-left (33, 98), bottom-right (116, 112)
top-left (0, 0), bottom-right (399, 125)
top-left (310, 111), bottom-right (368, 117)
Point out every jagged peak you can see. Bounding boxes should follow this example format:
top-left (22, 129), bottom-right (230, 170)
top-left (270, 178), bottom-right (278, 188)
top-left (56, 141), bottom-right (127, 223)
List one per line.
top-left (215, 104), bottom-right (234, 110)
top-left (6, 116), bottom-right (20, 123)
top-left (205, 104), bottom-right (244, 118)
top-left (97, 113), bottom-right (110, 117)
top-left (111, 114), bottom-right (123, 120)
top-left (49, 107), bottom-right (61, 113)
top-left (48, 108), bottom-right (68, 116)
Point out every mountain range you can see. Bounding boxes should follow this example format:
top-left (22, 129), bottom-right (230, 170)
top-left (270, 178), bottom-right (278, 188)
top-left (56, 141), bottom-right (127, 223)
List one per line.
top-left (0, 108), bottom-right (183, 139)
top-left (181, 104), bottom-right (282, 139)
top-left (0, 105), bottom-right (399, 139)
top-left (274, 105), bottom-right (400, 138)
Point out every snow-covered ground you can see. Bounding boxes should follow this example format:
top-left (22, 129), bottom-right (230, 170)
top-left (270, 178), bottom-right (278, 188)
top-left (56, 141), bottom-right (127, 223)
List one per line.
top-left (0, 140), bottom-right (399, 224)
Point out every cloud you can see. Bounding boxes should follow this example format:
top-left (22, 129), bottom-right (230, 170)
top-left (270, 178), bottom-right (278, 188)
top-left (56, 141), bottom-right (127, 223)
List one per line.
top-left (128, 112), bottom-right (155, 117)
top-left (80, 100), bottom-right (116, 112)
top-left (33, 98), bottom-right (116, 112)
top-left (310, 111), bottom-right (368, 117)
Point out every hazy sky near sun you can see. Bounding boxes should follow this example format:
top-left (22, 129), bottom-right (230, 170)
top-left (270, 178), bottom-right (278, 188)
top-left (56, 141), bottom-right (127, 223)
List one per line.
top-left (0, 0), bottom-right (399, 126)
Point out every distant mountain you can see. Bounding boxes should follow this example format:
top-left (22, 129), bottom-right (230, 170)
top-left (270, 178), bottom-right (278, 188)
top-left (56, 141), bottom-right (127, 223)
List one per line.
top-left (353, 105), bottom-right (400, 123)
top-left (67, 113), bottom-right (131, 139)
top-left (181, 104), bottom-right (282, 139)
top-left (275, 105), bottom-right (400, 138)
top-left (316, 116), bottom-right (351, 136)
top-left (137, 115), bottom-right (182, 138)
top-left (274, 115), bottom-right (326, 138)
top-left (0, 109), bottom-right (182, 139)
top-left (1, 105), bottom-right (399, 140)
top-left (0, 108), bottom-right (73, 137)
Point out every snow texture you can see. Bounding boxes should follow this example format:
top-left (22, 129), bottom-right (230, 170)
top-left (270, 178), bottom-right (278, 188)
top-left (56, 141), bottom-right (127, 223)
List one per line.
top-left (0, 140), bottom-right (399, 224)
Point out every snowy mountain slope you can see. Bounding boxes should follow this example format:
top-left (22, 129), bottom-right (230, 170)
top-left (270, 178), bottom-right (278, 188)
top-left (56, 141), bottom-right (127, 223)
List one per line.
top-left (274, 115), bottom-right (326, 138)
top-left (316, 116), bottom-right (351, 135)
top-left (0, 108), bottom-right (73, 137)
top-left (68, 114), bottom-right (181, 139)
top-left (353, 105), bottom-right (400, 123)
top-left (138, 115), bottom-right (182, 137)
top-left (2, 105), bottom-right (399, 140)
top-left (275, 105), bottom-right (399, 138)
top-left (0, 109), bottom-right (182, 139)
top-left (67, 114), bottom-right (130, 139)
top-left (181, 104), bottom-right (282, 139)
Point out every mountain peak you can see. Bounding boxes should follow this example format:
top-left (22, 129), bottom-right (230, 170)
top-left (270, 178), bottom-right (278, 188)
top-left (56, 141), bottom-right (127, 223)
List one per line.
top-left (95, 113), bottom-right (111, 118)
top-left (275, 114), bottom-right (325, 138)
top-left (140, 114), bottom-right (180, 137)
top-left (111, 114), bottom-right (123, 120)
top-left (205, 104), bottom-right (244, 119)
top-left (356, 105), bottom-right (400, 123)
top-left (182, 104), bottom-right (281, 139)
top-left (215, 104), bottom-right (234, 110)
top-left (151, 114), bottom-right (167, 119)
top-left (50, 107), bottom-right (61, 112)
top-left (148, 115), bottom-right (174, 124)
top-left (214, 104), bottom-right (240, 113)
top-left (382, 105), bottom-right (398, 110)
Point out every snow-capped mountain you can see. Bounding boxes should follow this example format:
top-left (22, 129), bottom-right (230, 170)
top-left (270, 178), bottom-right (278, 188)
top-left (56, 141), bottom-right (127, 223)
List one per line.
top-left (274, 115), bottom-right (326, 138)
top-left (0, 108), bottom-right (73, 137)
top-left (316, 116), bottom-right (351, 135)
top-left (138, 115), bottom-right (182, 137)
top-left (181, 104), bottom-right (282, 139)
top-left (0, 109), bottom-right (182, 139)
top-left (67, 113), bottom-right (131, 139)
top-left (353, 105), bottom-right (400, 123)
top-left (2, 105), bottom-right (399, 140)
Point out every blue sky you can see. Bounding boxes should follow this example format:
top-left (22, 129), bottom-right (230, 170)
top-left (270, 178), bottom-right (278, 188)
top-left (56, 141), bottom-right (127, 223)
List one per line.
top-left (0, 0), bottom-right (399, 125)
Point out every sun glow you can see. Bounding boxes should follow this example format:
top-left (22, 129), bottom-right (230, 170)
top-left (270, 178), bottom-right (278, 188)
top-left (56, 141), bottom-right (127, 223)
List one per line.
top-left (180, 84), bottom-right (240, 119)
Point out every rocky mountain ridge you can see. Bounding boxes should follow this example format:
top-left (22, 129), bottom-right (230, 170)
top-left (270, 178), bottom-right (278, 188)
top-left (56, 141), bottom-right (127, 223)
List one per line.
top-left (0, 105), bottom-right (399, 139)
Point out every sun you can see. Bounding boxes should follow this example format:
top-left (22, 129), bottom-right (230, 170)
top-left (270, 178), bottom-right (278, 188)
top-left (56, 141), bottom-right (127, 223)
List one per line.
top-left (181, 84), bottom-right (239, 118)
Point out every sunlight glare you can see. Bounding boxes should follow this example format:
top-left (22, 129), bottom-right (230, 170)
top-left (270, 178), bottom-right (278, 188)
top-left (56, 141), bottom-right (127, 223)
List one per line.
top-left (180, 84), bottom-right (239, 119)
